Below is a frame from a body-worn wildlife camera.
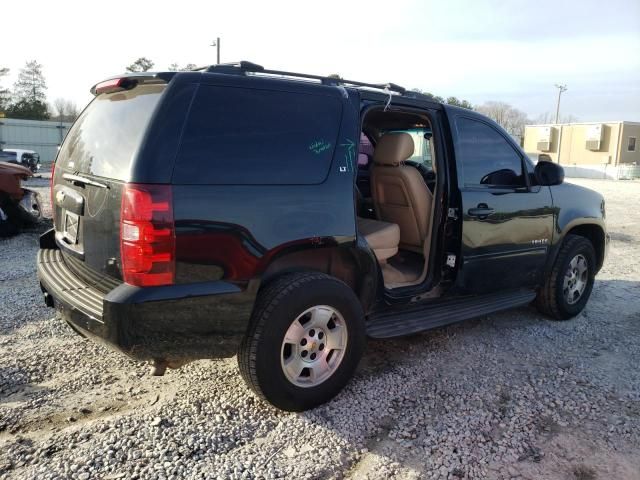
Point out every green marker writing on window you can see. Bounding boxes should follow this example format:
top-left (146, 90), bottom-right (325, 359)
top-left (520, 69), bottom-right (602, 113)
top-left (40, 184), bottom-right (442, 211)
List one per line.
top-left (309, 140), bottom-right (332, 154)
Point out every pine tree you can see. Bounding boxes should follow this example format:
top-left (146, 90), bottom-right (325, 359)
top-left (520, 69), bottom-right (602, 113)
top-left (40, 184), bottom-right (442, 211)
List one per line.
top-left (0, 67), bottom-right (10, 114)
top-left (8, 61), bottom-right (49, 120)
top-left (13, 61), bottom-right (47, 103)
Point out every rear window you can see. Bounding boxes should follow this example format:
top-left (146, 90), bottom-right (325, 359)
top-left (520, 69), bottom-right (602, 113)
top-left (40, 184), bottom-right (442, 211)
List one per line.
top-left (173, 85), bottom-right (343, 185)
top-left (57, 84), bottom-right (165, 181)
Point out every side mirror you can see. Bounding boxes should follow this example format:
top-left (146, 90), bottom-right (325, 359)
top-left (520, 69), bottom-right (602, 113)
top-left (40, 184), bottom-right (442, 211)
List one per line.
top-left (538, 153), bottom-right (552, 163)
top-left (534, 160), bottom-right (564, 186)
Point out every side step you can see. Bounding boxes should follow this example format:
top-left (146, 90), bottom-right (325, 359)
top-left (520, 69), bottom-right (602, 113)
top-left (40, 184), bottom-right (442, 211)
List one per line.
top-left (366, 290), bottom-right (536, 338)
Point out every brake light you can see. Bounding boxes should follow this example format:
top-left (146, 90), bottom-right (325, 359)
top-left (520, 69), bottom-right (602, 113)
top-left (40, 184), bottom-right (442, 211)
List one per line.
top-left (93, 77), bottom-right (137, 95)
top-left (120, 184), bottom-right (175, 287)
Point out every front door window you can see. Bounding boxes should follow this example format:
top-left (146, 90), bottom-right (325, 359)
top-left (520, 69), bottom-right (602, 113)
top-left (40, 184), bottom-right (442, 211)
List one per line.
top-left (455, 117), bottom-right (526, 188)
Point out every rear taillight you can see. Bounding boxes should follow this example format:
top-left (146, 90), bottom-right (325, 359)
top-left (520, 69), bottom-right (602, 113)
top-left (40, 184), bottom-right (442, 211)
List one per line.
top-left (120, 184), bottom-right (175, 287)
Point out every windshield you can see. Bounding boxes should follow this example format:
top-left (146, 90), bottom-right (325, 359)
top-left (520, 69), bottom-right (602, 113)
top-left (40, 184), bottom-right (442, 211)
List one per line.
top-left (386, 128), bottom-right (433, 169)
top-left (57, 84), bottom-right (165, 181)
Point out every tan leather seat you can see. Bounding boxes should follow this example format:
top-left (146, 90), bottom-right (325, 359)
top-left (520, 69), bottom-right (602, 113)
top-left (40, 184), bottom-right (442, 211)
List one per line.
top-left (371, 133), bottom-right (433, 253)
top-left (357, 217), bottom-right (400, 261)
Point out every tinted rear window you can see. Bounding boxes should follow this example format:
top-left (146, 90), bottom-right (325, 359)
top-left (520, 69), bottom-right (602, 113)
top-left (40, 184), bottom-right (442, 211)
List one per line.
top-left (173, 85), bottom-right (343, 184)
top-left (57, 84), bottom-right (165, 181)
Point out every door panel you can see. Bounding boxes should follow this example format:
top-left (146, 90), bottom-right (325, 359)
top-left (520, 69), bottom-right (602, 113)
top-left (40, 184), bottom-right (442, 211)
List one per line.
top-left (450, 113), bottom-right (554, 293)
top-left (459, 188), bottom-right (554, 292)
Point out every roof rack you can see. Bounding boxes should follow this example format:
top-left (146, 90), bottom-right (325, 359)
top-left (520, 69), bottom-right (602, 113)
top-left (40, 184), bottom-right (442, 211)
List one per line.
top-left (204, 61), bottom-right (406, 94)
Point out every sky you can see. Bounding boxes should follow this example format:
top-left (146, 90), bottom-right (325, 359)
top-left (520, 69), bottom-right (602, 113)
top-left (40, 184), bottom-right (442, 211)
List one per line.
top-left (2, 0), bottom-right (639, 122)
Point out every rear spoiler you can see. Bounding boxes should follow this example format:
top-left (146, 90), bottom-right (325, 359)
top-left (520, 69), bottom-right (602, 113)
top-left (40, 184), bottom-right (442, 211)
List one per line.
top-left (90, 72), bottom-right (175, 95)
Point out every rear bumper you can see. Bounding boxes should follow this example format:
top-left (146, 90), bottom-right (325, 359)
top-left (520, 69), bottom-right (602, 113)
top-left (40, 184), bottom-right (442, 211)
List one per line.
top-left (37, 231), bottom-right (256, 362)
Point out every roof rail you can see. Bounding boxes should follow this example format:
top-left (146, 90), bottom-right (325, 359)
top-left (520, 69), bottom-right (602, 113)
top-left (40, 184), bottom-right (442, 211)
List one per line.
top-left (205, 61), bottom-right (406, 94)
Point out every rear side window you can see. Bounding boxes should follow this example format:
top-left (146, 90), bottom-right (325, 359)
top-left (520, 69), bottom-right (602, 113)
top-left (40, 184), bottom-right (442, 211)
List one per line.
top-left (57, 84), bottom-right (165, 181)
top-left (173, 86), bottom-right (343, 184)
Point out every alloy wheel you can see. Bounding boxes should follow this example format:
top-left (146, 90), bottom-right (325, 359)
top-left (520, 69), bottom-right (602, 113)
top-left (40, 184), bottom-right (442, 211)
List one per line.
top-left (280, 305), bottom-right (348, 388)
top-left (563, 254), bottom-right (588, 305)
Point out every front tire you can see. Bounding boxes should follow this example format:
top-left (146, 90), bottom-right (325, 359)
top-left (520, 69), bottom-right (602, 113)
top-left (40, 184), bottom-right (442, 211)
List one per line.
top-left (238, 272), bottom-right (366, 411)
top-left (535, 234), bottom-right (596, 320)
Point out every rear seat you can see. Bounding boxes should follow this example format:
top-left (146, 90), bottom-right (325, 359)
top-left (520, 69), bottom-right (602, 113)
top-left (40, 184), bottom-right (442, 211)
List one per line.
top-left (357, 217), bottom-right (400, 262)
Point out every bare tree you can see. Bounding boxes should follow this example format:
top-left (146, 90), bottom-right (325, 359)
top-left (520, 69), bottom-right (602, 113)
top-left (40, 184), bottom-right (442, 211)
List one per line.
top-left (66, 101), bottom-right (80, 120)
top-left (533, 111), bottom-right (579, 124)
top-left (126, 57), bottom-right (154, 72)
top-left (52, 98), bottom-right (66, 118)
top-left (561, 114), bottom-right (579, 123)
top-left (51, 98), bottom-right (80, 122)
top-left (475, 101), bottom-right (530, 140)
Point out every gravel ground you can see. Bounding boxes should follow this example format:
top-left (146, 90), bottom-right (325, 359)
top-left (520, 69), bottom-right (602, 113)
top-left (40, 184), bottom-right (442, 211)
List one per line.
top-left (1, 177), bottom-right (639, 480)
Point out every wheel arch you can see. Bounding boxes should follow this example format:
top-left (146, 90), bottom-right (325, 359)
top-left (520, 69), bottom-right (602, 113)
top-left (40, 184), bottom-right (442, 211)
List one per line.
top-left (564, 223), bottom-right (606, 272)
top-left (259, 240), bottom-right (380, 313)
top-left (549, 221), bottom-right (606, 274)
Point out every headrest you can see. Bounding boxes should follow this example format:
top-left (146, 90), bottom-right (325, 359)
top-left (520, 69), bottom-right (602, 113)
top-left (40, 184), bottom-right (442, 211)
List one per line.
top-left (373, 133), bottom-right (414, 166)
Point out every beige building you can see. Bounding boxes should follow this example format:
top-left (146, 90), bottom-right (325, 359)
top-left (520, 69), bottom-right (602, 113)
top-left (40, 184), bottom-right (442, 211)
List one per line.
top-left (523, 121), bottom-right (640, 179)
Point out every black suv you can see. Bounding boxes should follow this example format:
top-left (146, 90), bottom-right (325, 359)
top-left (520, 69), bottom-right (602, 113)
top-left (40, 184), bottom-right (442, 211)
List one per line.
top-left (38, 62), bottom-right (609, 411)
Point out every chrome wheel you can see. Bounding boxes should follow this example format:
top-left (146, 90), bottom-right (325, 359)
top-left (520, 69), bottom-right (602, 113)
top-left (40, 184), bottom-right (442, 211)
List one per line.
top-left (563, 254), bottom-right (588, 305)
top-left (280, 305), bottom-right (348, 388)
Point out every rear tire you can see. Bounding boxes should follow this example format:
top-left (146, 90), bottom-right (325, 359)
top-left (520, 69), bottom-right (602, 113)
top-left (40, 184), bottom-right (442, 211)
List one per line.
top-left (535, 234), bottom-right (596, 320)
top-left (238, 272), bottom-right (365, 411)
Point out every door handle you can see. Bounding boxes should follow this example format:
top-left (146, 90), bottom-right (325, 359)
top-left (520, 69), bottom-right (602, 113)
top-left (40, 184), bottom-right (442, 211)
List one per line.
top-left (468, 204), bottom-right (495, 217)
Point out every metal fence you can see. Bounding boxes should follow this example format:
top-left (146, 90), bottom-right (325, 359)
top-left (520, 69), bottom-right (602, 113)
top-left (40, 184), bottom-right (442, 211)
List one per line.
top-left (616, 164), bottom-right (640, 180)
top-left (0, 118), bottom-right (73, 165)
top-left (555, 163), bottom-right (640, 181)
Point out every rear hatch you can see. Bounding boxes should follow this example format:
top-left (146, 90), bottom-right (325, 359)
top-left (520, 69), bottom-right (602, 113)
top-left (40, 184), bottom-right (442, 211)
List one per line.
top-left (52, 81), bottom-right (167, 291)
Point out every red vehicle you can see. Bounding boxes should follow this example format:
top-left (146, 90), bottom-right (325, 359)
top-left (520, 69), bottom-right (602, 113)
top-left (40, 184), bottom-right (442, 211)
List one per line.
top-left (0, 161), bottom-right (43, 236)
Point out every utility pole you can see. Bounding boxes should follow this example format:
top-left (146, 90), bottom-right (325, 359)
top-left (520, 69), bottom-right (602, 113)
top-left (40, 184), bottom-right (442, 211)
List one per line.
top-left (554, 84), bottom-right (567, 124)
top-left (211, 37), bottom-right (221, 64)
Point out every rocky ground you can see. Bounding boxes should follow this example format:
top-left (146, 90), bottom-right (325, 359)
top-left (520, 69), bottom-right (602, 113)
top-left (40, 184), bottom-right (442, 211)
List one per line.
top-left (0, 177), bottom-right (639, 480)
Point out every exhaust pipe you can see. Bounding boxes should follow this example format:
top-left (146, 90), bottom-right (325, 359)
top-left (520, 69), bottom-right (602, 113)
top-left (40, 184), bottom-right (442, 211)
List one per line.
top-left (151, 359), bottom-right (168, 376)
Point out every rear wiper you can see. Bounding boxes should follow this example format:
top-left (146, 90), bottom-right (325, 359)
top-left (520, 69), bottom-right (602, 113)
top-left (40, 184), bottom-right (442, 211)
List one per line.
top-left (62, 173), bottom-right (109, 189)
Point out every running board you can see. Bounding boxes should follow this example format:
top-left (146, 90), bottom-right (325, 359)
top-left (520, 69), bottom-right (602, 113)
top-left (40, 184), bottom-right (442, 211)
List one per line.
top-left (366, 290), bottom-right (536, 338)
